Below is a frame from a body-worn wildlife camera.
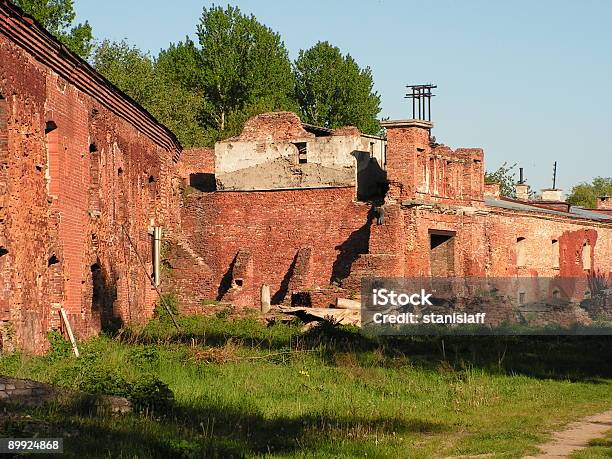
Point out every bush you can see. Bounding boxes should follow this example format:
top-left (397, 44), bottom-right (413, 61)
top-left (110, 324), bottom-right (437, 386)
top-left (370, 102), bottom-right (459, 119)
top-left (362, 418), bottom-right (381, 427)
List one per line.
top-left (47, 331), bottom-right (72, 359)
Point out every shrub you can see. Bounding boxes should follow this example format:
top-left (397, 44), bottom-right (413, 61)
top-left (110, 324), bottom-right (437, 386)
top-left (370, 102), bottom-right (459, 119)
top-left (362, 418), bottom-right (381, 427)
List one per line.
top-left (47, 331), bottom-right (72, 359)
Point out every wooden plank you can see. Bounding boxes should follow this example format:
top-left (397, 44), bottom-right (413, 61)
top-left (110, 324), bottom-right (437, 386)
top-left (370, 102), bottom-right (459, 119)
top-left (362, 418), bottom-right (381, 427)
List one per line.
top-left (60, 308), bottom-right (80, 357)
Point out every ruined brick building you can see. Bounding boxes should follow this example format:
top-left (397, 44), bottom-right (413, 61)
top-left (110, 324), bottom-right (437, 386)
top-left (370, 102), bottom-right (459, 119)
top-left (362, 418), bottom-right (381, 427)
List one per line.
top-left (0, 1), bottom-right (181, 352)
top-left (171, 112), bottom-right (612, 314)
top-left (1, 1), bottom-right (611, 352)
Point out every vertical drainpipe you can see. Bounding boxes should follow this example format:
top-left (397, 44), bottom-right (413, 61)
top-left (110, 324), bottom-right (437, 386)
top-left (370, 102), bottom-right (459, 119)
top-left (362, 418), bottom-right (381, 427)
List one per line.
top-left (153, 227), bottom-right (161, 287)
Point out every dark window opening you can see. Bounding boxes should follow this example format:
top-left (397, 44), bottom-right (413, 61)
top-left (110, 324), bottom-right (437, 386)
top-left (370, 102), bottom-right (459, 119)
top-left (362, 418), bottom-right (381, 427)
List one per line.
top-left (429, 230), bottom-right (456, 277)
top-left (45, 121), bottom-right (57, 133)
top-left (519, 292), bottom-right (526, 304)
top-left (117, 167), bottom-right (123, 176)
top-left (89, 143), bottom-right (98, 153)
top-left (148, 175), bottom-right (156, 183)
top-left (0, 247), bottom-right (7, 257)
top-left (293, 142), bottom-right (308, 164)
top-left (48, 254), bottom-right (59, 266)
top-left (189, 173), bottom-right (216, 192)
top-left (234, 278), bottom-right (244, 287)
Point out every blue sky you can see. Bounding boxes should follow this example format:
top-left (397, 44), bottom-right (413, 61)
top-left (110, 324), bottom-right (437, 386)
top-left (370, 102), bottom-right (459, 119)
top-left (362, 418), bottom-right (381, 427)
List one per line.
top-left (75, 0), bottom-right (612, 193)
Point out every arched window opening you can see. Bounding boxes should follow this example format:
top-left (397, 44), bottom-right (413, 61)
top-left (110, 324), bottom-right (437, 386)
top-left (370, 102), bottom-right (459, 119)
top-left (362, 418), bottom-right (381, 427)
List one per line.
top-left (581, 242), bottom-right (592, 271)
top-left (516, 237), bottom-right (526, 267)
top-left (45, 121), bottom-right (60, 198)
top-left (551, 239), bottom-right (559, 269)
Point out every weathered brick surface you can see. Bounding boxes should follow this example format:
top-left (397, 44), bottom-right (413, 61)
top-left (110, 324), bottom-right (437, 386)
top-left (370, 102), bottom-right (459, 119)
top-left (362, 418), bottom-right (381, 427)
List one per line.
top-left (176, 147), bottom-right (215, 190)
top-left (596, 196), bottom-right (612, 211)
top-left (177, 187), bottom-right (371, 308)
top-left (0, 3), bottom-right (181, 352)
top-left (230, 112), bottom-right (314, 142)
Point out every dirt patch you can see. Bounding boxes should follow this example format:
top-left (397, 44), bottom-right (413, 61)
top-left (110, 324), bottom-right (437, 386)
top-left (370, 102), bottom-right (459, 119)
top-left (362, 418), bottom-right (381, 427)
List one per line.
top-left (524, 410), bottom-right (612, 458)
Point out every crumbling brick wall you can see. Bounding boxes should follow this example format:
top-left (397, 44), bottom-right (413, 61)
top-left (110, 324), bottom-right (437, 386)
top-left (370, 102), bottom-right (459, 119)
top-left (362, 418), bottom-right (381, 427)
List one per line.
top-left (0, 2), bottom-right (181, 353)
top-left (383, 122), bottom-right (484, 206)
top-left (352, 201), bottom-right (612, 281)
top-left (176, 187), bottom-right (371, 308)
top-left (176, 147), bottom-right (215, 191)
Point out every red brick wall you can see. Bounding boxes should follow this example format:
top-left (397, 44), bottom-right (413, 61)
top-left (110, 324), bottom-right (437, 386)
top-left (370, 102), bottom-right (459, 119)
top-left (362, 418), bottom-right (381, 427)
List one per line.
top-left (232, 112), bottom-right (314, 142)
top-left (357, 203), bottom-right (612, 280)
top-left (0, 30), bottom-right (181, 352)
top-left (178, 187), bottom-right (371, 308)
top-left (385, 125), bottom-right (484, 205)
top-left (176, 148), bottom-right (214, 179)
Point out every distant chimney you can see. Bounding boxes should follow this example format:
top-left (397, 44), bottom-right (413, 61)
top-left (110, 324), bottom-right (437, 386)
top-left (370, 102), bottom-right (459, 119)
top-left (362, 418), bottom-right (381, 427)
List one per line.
top-left (596, 196), bottom-right (612, 210)
top-left (515, 183), bottom-right (529, 201)
top-left (541, 188), bottom-right (564, 202)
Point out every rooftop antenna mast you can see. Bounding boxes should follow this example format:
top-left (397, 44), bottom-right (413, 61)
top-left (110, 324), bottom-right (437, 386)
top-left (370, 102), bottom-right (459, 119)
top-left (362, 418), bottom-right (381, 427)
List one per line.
top-left (552, 161), bottom-right (557, 189)
top-left (405, 84), bottom-right (437, 121)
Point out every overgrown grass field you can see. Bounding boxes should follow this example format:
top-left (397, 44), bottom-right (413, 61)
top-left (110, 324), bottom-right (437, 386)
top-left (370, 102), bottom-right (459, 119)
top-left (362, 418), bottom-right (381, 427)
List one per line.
top-left (0, 308), bottom-right (610, 458)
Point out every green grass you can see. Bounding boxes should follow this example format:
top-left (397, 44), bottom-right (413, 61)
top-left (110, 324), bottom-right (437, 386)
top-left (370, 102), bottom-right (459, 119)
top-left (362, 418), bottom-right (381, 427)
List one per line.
top-left (0, 315), bottom-right (611, 458)
top-left (571, 430), bottom-right (612, 459)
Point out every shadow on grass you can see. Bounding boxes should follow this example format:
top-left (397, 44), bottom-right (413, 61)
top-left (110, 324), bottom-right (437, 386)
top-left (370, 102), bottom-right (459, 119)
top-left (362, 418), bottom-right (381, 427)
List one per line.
top-left (118, 317), bottom-right (612, 382)
top-left (1, 397), bottom-right (444, 458)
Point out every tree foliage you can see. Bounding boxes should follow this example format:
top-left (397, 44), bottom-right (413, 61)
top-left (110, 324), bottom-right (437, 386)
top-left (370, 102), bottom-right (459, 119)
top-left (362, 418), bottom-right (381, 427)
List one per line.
top-left (13, 0), bottom-right (94, 58)
top-left (196, 5), bottom-right (296, 140)
top-left (294, 41), bottom-right (381, 135)
top-left (484, 162), bottom-right (518, 198)
top-left (567, 177), bottom-right (612, 208)
top-left (92, 7), bottom-right (382, 146)
top-left (93, 40), bottom-right (157, 107)
top-left (93, 40), bottom-right (209, 148)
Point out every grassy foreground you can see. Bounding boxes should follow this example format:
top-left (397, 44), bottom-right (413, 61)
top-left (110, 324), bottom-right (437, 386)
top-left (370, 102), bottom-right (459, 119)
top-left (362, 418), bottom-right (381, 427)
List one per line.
top-left (0, 310), bottom-right (611, 458)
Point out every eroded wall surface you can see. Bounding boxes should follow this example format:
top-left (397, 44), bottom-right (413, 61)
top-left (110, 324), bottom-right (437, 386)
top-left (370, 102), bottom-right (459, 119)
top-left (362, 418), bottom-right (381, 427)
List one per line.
top-left (215, 112), bottom-right (386, 193)
top-left (177, 187), bottom-right (371, 308)
top-left (0, 3), bottom-right (181, 352)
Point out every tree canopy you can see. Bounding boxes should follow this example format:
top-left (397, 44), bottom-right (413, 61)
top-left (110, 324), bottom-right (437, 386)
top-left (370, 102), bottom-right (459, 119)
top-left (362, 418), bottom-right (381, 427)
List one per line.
top-left (195, 5), bottom-right (296, 141)
top-left (567, 177), bottom-right (612, 208)
top-left (88, 6), bottom-right (382, 146)
top-left (294, 41), bottom-right (381, 135)
top-left (13, 0), bottom-right (94, 58)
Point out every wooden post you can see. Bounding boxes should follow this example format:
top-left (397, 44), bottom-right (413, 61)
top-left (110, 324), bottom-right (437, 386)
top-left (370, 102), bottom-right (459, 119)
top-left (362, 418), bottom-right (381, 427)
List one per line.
top-left (260, 284), bottom-right (271, 313)
top-left (60, 308), bottom-right (80, 357)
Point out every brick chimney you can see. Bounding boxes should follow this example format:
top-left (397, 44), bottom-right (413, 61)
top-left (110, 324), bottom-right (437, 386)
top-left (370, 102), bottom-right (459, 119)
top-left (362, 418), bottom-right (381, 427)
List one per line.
top-left (596, 196), bottom-right (612, 210)
top-left (380, 119), bottom-right (432, 201)
top-left (530, 188), bottom-right (570, 212)
top-left (541, 188), bottom-right (564, 202)
top-left (515, 183), bottom-right (529, 201)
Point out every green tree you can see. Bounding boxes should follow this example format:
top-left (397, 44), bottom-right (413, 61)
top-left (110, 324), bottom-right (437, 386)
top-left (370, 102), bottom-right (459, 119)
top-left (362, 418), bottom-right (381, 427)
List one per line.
top-left (13, 0), bottom-right (94, 58)
top-left (294, 41), bottom-right (381, 135)
top-left (196, 5), bottom-right (296, 140)
top-left (567, 177), bottom-right (612, 208)
top-left (93, 40), bottom-right (157, 107)
top-left (93, 40), bottom-right (210, 148)
top-left (485, 162), bottom-right (518, 198)
top-left (155, 39), bottom-right (210, 147)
